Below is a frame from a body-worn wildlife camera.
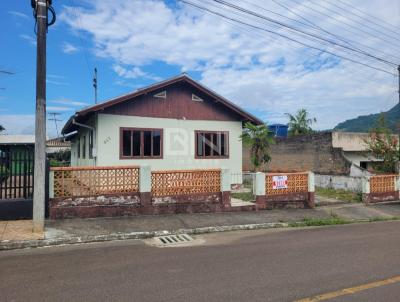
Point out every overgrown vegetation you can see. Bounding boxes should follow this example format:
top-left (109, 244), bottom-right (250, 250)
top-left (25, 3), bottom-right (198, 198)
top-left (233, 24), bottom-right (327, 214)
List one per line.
top-left (286, 108), bottom-right (317, 136)
top-left (231, 192), bottom-right (254, 202)
top-left (241, 122), bottom-right (274, 171)
top-left (365, 115), bottom-right (399, 173)
top-left (48, 150), bottom-right (71, 167)
top-left (316, 187), bottom-right (362, 203)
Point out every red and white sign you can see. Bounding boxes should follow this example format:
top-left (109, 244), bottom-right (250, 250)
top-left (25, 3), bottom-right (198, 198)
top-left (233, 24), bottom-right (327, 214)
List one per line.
top-left (272, 175), bottom-right (288, 189)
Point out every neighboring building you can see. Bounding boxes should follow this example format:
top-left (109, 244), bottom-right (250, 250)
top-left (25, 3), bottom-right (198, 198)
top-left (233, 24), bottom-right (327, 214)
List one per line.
top-left (62, 74), bottom-right (262, 182)
top-left (0, 135), bottom-right (35, 175)
top-left (268, 124), bottom-right (288, 137)
top-left (243, 131), bottom-right (398, 176)
top-left (46, 137), bottom-right (71, 154)
top-left (0, 135), bottom-right (35, 151)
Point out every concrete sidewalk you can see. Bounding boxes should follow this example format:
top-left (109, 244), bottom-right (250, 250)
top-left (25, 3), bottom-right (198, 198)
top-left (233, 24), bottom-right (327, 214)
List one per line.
top-left (45, 202), bottom-right (400, 239)
top-left (1, 202), bottom-right (399, 250)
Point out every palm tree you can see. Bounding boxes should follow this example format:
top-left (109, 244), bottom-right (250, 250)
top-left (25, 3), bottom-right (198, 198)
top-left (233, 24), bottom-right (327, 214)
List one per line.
top-left (0, 125), bottom-right (4, 133)
top-left (285, 108), bottom-right (316, 136)
top-left (241, 122), bottom-right (274, 171)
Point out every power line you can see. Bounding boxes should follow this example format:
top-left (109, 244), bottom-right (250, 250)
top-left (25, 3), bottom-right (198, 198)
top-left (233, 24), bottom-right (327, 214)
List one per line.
top-left (209, 0), bottom-right (398, 67)
top-left (179, 0), bottom-right (397, 76)
top-left (335, 0), bottom-right (400, 35)
top-left (68, 0), bottom-right (93, 80)
top-left (286, 0), bottom-right (400, 50)
top-left (48, 112), bottom-right (62, 137)
top-left (305, 0), bottom-right (400, 44)
top-left (267, 0), bottom-right (400, 63)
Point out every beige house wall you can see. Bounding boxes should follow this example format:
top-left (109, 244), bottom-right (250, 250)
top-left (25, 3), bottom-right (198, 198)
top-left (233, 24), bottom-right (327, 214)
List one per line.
top-left (91, 114), bottom-right (243, 182)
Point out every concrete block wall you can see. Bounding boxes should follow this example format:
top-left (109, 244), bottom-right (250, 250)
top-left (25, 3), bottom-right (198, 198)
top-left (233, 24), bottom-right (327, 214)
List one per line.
top-left (243, 132), bottom-right (351, 175)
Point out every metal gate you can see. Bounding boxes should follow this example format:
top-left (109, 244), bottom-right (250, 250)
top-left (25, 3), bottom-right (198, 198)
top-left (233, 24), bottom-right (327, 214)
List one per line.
top-left (0, 148), bottom-right (35, 219)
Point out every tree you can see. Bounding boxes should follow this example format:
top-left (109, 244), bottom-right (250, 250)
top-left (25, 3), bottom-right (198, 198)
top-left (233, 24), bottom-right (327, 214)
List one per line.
top-left (0, 125), bottom-right (4, 133)
top-left (285, 108), bottom-right (316, 136)
top-left (365, 115), bottom-right (399, 173)
top-left (241, 122), bottom-right (274, 171)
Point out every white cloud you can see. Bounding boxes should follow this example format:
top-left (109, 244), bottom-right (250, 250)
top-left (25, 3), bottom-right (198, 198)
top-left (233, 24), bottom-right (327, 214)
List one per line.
top-left (47, 106), bottom-right (75, 112)
top-left (19, 34), bottom-right (36, 46)
top-left (113, 65), bottom-right (161, 81)
top-left (0, 115), bottom-right (35, 135)
top-left (61, 42), bottom-right (79, 54)
top-left (60, 0), bottom-right (400, 129)
top-left (50, 98), bottom-right (88, 107)
top-left (8, 11), bottom-right (29, 20)
top-left (46, 79), bottom-right (69, 86)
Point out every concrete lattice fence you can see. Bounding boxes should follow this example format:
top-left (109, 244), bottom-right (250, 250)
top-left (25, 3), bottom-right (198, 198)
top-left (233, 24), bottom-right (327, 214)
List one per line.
top-left (151, 169), bottom-right (221, 197)
top-left (265, 172), bottom-right (309, 195)
top-left (50, 166), bottom-right (140, 198)
top-left (362, 174), bottom-right (400, 203)
top-left (254, 171), bottom-right (315, 209)
top-left (49, 165), bottom-right (231, 219)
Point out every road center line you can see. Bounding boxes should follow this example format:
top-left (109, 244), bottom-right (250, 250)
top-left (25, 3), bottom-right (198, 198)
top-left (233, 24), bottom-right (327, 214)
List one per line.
top-left (295, 275), bottom-right (400, 302)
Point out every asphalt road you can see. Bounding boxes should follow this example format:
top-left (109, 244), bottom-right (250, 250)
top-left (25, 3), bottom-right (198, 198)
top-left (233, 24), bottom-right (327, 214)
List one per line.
top-left (1, 221), bottom-right (400, 302)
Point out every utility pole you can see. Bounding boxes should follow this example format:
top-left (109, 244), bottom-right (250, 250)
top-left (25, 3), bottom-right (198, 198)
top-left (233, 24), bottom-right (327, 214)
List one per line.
top-left (93, 67), bottom-right (98, 104)
top-left (31, 0), bottom-right (55, 233)
top-left (397, 66), bottom-right (400, 172)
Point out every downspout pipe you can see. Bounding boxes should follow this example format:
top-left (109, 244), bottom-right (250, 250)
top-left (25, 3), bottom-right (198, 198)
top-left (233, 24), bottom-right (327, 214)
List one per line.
top-left (72, 118), bottom-right (97, 165)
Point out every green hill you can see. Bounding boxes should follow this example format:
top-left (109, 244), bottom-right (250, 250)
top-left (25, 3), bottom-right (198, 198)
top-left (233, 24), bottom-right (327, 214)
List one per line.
top-left (334, 103), bottom-right (399, 132)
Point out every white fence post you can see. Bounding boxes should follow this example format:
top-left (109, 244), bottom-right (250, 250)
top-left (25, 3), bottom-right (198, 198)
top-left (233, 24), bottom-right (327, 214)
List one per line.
top-left (308, 172), bottom-right (315, 193)
top-left (139, 165), bottom-right (151, 206)
top-left (308, 171), bottom-right (315, 208)
top-left (254, 172), bottom-right (266, 208)
top-left (220, 168), bottom-right (231, 206)
top-left (362, 176), bottom-right (371, 203)
top-left (49, 170), bottom-right (54, 199)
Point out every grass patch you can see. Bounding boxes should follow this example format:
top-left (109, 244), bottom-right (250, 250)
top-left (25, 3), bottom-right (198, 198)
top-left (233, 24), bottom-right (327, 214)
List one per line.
top-left (316, 187), bottom-right (362, 203)
top-left (368, 216), bottom-right (400, 222)
top-left (231, 192), bottom-right (254, 202)
top-left (289, 216), bottom-right (400, 228)
top-left (289, 217), bottom-right (351, 227)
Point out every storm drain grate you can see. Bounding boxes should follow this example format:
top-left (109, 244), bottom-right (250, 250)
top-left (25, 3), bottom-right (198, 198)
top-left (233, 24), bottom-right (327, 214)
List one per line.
top-left (154, 234), bottom-right (194, 246)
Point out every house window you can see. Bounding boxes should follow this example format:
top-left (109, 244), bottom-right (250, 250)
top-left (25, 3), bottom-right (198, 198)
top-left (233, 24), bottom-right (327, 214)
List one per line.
top-left (89, 131), bottom-right (94, 159)
top-left (195, 131), bottom-right (229, 158)
top-left (120, 128), bottom-right (162, 159)
top-left (77, 138), bottom-right (81, 158)
top-left (82, 135), bottom-right (86, 159)
top-left (360, 161), bottom-right (368, 169)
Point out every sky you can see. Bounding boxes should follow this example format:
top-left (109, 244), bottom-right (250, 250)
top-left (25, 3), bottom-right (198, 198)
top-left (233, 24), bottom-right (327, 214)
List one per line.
top-left (1, 0), bottom-right (399, 137)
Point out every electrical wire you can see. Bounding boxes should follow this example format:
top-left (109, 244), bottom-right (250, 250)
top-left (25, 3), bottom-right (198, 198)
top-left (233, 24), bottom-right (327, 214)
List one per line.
top-left (209, 0), bottom-right (398, 67)
top-left (266, 0), bottom-right (400, 63)
top-left (335, 0), bottom-right (400, 35)
top-left (179, 0), bottom-right (397, 76)
top-left (286, 0), bottom-right (400, 50)
top-left (306, 0), bottom-right (400, 44)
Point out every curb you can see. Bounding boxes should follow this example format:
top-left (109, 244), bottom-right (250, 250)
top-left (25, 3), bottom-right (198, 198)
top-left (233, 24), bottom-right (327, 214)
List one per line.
top-left (0, 218), bottom-right (394, 251)
top-left (0, 222), bottom-right (291, 251)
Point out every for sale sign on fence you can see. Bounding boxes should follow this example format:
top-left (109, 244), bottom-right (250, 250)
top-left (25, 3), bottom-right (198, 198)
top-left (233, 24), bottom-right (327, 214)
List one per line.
top-left (272, 175), bottom-right (288, 189)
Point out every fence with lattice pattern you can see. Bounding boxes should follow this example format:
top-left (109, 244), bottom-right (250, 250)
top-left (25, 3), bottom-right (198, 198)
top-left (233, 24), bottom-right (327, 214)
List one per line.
top-left (370, 175), bottom-right (397, 193)
top-left (265, 172), bottom-right (308, 195)
top-left (51, 166), bottom-right (139, 198)
top-left (151, 169), bottom-right (221, 197)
